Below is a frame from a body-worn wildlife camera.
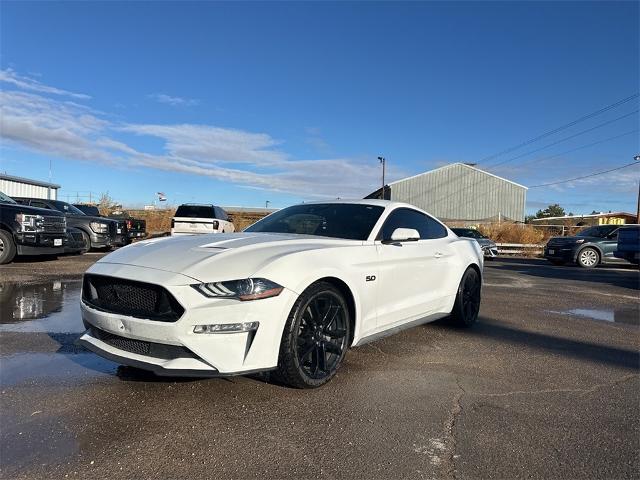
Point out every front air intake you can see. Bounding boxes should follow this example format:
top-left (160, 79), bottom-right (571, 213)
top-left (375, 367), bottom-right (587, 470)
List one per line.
top-left (82, 274), bottom-right (184, 322)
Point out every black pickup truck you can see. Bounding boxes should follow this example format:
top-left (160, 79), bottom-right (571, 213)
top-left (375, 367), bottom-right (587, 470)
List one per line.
top-left (14, 197), bottom-right (117, 251)
top-left (0, 191), bottom-right (67, 264)
top-left (73, 204), bottom-right (147, 244)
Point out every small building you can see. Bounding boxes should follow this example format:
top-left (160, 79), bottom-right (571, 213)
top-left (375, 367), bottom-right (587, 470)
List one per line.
top-left (0, 174), bottom-right (60, 200)
top-left (530, 212), bottom-right (637, 227)
top-left (366, 162), bottom-right (527, 223)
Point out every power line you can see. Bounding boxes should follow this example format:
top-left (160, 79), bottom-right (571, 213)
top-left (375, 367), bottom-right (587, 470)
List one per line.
top-left (487, 109), bottom-right (639, 168)
top-left (503, 129), bottom-right (639, 170)
top-left (478, 93), bottom-right (639, 163)
top-left (528, 162), bottom-right (639, 188)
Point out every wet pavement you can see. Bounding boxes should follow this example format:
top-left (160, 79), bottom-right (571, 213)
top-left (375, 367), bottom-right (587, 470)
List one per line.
top-left (0, 256), bottom-right (638, 479)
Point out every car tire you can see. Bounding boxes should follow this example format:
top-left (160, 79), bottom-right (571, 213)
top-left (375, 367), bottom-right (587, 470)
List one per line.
top-left (0, 229), bottom-right (17, 265)
top-left (449, 267), bottom-right (481, 327)
top-left (548, 259), bottom-right (565, 266)
top-left (274, 281), bottom-right (351, 388)
top-left (577, 247), bottom-right (599, 269)
top-left (80, 231), bottom-right (91, 253)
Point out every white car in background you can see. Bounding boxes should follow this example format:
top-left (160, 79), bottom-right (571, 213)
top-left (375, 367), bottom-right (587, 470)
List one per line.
top-left (171, 204), bottom-right (235, 235)
top-left (78, 200), bottom-right (483, 388)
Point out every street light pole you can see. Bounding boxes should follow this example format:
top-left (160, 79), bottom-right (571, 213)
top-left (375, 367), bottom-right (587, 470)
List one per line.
top-left (377, 156), bottom-right (386, 196)
top-left (634, 155), bottom-right (640, 223)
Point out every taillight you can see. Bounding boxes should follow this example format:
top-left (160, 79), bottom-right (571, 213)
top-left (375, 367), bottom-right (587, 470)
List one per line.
top-left (213, 220), bottom-right (219, 230)
top-left (126, 220), bottom-right (133, 229)
top-left (171, 219), bottom-right (175, 228)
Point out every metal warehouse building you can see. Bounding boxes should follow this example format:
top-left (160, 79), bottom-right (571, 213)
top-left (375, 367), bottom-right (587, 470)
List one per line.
top-left (0, 174), bottom-right (60, 200)
top-left (366, 163), bottom-right (527, 223)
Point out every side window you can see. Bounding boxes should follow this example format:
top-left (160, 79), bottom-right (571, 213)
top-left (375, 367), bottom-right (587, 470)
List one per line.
top-left (378, 208), bottom-right (447, 240)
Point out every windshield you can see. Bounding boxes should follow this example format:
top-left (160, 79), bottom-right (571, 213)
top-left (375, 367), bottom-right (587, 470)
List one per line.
top-left (75, 204), bottom-right (100, 216)
top-left (0, 191), bottom-right (17, 204)
top-left (577, 225), bottom-right (618, 238)
top-left (51, 200), bottom-right (86, 215)
top-left (451, 228), bottom-right (485, 239)
top-left (245, 203), bottom-right (385, 240)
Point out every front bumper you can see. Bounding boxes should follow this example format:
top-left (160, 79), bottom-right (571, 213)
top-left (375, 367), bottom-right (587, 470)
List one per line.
top-left (15, 232), bottom-right (65, 255)
top-left (78, 264), bottom-right (298, 376)
top-left (89, 232), bottom-right (112, 248)
top-left (544, 245), bottom-right (578, 262)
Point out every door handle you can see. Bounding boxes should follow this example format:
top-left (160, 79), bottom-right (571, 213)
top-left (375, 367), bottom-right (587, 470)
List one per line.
top-left (434, 252), bottom-right (444, 258)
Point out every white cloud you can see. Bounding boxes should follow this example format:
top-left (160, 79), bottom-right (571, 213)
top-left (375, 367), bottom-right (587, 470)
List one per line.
top-left (147, 93), bottom-right (200, 107)
top-left (0, 71), bottom-right (387, 199)
top-left (0, 68), bottom-right (91, 100)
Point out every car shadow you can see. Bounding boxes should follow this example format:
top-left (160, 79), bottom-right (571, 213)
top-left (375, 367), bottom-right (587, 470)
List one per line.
top-left (487, 257), bottom-right (639, 290)
top-left (431, 316), bottom-right (640, 371)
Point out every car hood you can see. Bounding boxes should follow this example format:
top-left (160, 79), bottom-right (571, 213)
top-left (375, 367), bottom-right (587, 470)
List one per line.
top-left (94, 232), bottom-right (362, 282)
top-left (0, 203), bottom-right (65, 217)
top-left (475, 238), bottom-right (496, 247)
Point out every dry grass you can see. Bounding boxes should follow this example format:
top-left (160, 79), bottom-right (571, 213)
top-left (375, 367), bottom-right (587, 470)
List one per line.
top-left (127, 209), bottom-right (269, 234)
top-left (476, 223), bottom-right (550, 245)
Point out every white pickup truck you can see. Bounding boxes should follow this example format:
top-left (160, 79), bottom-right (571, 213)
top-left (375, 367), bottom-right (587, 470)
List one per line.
top-left (171, 204), bottom-right (235, 236)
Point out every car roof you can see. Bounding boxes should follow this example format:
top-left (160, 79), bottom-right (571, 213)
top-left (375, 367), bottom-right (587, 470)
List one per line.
top-left (302, 199), bottom-right (418, 209)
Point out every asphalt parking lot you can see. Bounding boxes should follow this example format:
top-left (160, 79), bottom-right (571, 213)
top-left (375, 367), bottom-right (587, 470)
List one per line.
top-left (0, 254), bottom-right (638, 479)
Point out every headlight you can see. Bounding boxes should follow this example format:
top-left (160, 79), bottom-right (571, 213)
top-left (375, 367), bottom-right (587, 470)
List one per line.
top-left (192, 278), bottom-right (283, 301)
top-left (90, 221), bottom-right (109, 233)
top-left (15, 213), bottom-right (44, 232)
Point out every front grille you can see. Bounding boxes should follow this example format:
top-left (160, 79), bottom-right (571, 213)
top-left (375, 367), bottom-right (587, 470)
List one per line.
top-left (82, 274), bottom-right (184, 322)
top-left (90, 326), bottom-right (197, 360)
top-left (43, 216), bottom-right (66, 233)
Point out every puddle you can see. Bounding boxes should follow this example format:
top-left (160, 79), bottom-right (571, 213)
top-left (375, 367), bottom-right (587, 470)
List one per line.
top-left (0, 353), bottom-right (118, 387)
top-left (0, 280), bottom-right (84, 333)
top-left (549, 308), bottom-right (639, 326)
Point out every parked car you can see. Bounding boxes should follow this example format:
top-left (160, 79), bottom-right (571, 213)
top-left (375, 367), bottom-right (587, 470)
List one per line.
top-left (451, 227), bottom-right (498, 259)
top-left (613, 225), bottom-right (640, 265)
top-left (544, 224), bottom-right (630, 268)
top-left (110, 214), bottom-right (147, 241)
top-left (14, 197), bottom-right (116, 251)
top-left (0, 191), bottom-right (67, 264)
top-left (171, 204), bottom-right (235, 235)
top-left (73, 204), bottom-right (127, 246)
top-left (78, 200), bottom-right (483, 388)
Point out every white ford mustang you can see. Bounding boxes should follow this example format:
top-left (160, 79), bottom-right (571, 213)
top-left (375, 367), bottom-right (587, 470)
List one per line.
top-left (78, 200), bottom-right (483, 388)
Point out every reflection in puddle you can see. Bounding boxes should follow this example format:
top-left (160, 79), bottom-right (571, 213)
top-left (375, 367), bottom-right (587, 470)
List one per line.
top-left (0, 280), bottom-right (83, 333)
top-left (550, 308), bottom-right (639, 326)
top-left (0, 353), bottom-right (118, 387)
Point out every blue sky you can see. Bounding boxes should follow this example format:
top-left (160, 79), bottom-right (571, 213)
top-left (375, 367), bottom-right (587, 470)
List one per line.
top-left (1, 1), bottom-right (638, 213)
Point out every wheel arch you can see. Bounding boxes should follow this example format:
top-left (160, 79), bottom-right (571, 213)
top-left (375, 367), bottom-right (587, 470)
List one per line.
top-left (313, 276), bottom-right (357, 347)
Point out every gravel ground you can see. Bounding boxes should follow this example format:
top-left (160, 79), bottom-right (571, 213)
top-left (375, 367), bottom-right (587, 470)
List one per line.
top-left (0, 254), bottom-right (638, 479)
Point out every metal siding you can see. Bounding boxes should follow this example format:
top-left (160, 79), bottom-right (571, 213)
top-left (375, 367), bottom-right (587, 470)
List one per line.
top-left (0, 179), bottom-right (59, 200)
top-left (389, 163), bottom-right (526, 222)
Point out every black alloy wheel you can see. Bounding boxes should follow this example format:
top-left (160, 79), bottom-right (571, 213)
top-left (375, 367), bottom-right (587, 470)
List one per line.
top-left (275, 282), bottom-right (350, 388)
top-left (450, 267), bottom-right (481, 327)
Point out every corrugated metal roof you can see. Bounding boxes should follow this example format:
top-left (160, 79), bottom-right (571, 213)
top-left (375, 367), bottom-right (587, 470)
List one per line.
top-left (0, 173), bottom-right (61, 189)
top-left (388, 163), bottom-right (528, 190)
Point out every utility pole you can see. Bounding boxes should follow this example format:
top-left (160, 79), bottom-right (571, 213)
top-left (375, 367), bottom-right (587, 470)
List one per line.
top-left (377, 156), bottom-right (386, 196)
top-left (265, 200), bottom-right (270, 209)
top-left (634, 155), bottom-right (640, 223)
top-left (48, 158), bottom-right (52, 200)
